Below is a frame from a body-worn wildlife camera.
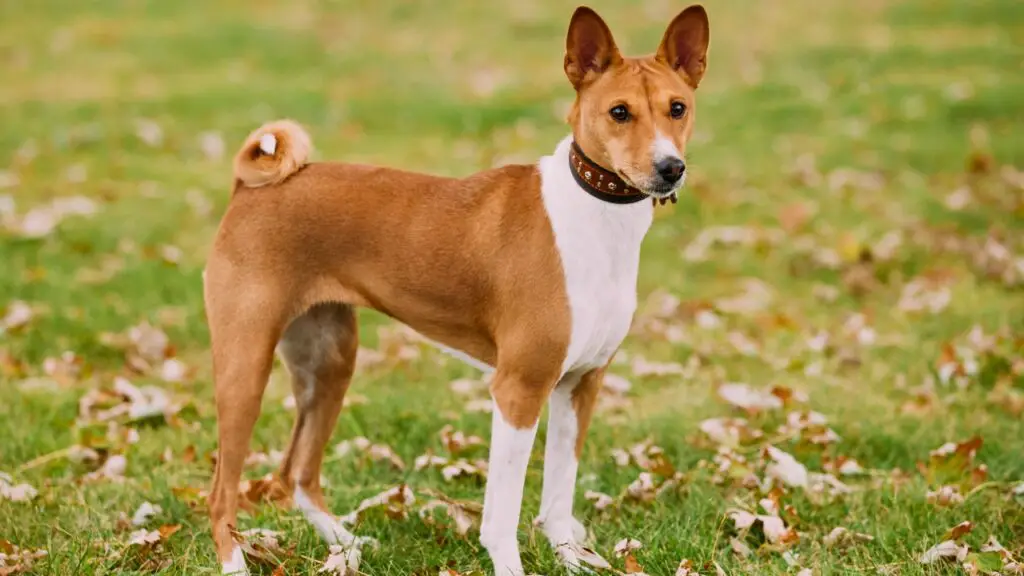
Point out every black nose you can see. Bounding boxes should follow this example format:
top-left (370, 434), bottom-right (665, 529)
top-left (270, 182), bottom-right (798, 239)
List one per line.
top-left (656, 157), bottom-right (686, 184)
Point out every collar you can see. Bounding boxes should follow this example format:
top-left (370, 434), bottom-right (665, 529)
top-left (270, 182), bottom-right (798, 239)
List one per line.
top-left (568, 141), bottom-right (677, 206)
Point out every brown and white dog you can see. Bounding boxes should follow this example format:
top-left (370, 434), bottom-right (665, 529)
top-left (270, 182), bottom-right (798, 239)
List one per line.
top-left (205, 5), bottom-right (709, 575)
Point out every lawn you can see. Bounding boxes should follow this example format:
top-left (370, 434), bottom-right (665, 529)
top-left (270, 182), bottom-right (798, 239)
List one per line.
top-left (1, 0), bottom-right (1023, 574)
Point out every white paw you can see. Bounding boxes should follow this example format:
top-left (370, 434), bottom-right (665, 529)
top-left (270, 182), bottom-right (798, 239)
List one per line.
top-left (571, 516), bottom-right (588, 544)
top-left (481, 536), bottom-right (525, 576)
top-left (221, 546), bottom-right (250, 575)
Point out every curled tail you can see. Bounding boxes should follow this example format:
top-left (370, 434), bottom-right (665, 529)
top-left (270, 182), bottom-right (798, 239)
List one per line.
top-left (232, 119), bottom-right (312, 189)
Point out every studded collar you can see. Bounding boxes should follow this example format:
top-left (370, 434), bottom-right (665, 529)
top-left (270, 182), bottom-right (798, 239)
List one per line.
top-left (568, 141), bottom-right (677, 206)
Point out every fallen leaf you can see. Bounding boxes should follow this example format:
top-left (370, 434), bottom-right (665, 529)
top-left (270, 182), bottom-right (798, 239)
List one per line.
top-left (418, 489), bottom-right (482, 537)
top-left (439, 425), bottom-right (486, 456)
top-left (943, 521), bottom-right (974, 541)
top-left (584, 490), bottom-right (615, 511)
top-left (130, 502), bottom-right (162, 527)
top-left (920, 540), bottom-right (968, 564)
top-left (83, 454), bottom-right (127, 482)
top-left (0, 301), bottom-right (33, 333)
top-left (718, 383), bottom-right (782, 412)
top-left (339, 484), bottom-right (415, 525)
top-left (764, 446), bottom-right (809, 489)
top-left (824, 527), bottom-right (874, 549)
top-left (233, 528), bottom-right (287, 565)
top-left (0, 541), bottom-right (48, 574)
top-left (0, 473), bottom-right (37, 503)
top-left (675, 559), bottom-right (699, 576)
top-left (926, 485), bottom-right (965, 507)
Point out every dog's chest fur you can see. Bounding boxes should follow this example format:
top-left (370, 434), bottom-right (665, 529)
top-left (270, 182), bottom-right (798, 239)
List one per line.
top-left (540, 136), bottom-right (654, 374)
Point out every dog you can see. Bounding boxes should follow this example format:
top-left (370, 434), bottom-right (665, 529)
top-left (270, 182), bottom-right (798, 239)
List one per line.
top-left (205, 5), bottom-right (709, 574)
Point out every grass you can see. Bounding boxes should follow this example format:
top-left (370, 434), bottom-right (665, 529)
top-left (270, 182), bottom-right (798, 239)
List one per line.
top-left (1, 0), bottom-right (1023, 574)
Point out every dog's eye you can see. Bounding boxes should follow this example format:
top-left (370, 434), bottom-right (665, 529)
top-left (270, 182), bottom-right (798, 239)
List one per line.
top-left (670, 101), bottom-right (687, 119)
top-left (609, 105), bottom-right (630, 123)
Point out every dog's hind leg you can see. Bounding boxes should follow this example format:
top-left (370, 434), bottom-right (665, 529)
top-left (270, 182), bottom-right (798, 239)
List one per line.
top-left (536, 367), bottom-right (603, 572)
top-left (206, 281), bottom-right (287, 576)
top-left (277, 303), bottom-right (372, 555)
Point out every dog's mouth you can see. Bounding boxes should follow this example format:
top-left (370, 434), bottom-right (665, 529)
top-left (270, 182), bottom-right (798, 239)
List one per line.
top-left (617, 171), bottom-right (685, 199)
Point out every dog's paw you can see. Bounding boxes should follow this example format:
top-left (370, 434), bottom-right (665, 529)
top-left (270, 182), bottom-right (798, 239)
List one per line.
top-left (221, 546), bottom-right (250, 575)
top-left (571, 516), bottom-right (588, 544)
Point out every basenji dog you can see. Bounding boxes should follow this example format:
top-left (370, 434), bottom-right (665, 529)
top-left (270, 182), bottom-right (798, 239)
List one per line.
top-left (205, 5), bottom-right (709, 574)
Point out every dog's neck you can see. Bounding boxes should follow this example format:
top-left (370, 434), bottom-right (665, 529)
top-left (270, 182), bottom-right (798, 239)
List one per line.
top-left (541, 136), bottom-right (655, 241)
top-left (567, 141), bottom-right (648, 205)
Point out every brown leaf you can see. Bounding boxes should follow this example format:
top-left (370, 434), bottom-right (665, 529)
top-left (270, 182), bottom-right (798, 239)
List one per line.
top-left (239, 474), bottom-right (290, 508)
top-left (943, 521), bottom-right (974, 541)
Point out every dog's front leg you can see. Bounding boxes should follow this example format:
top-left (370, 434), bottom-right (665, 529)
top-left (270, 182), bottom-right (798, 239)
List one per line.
top-left (480, 367), bottom-right (557, 576)
top-left (536, 368), bottom-right (603, 572)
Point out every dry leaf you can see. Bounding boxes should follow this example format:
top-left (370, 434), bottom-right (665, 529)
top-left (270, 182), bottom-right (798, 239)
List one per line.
top-left (418, 489), bottom-right (482, 537)
top-left (764, 446), bottom-right (809, 489)
top-left (83, 454), bottom-right (127, 482)
top-left (584, 490), bottom-right (615, 511)
top-left (0, 301), bottom-right (33, 333)
top-left (943, 521), bottom-right (974, 541)
top-left (926, 485), bottom-right (965, 507)
top-left (233, 528), bottom-right (286, 564)
top-left (675, 559), bottom-right (699, 576)
top-left (130, 502), bottom-right (162, 527)
top-left (717, 383), bottom-right (783, 412)
top-left (920, 540), bottom-right (968, 564)
top-left (439, 425), bottom-right (486, 455)
top-left (339, 484), bottom-right (415, 525)
top-left (0, 473), bottom-right (37, 503)
top-left (0, 541), bottom-right (48, 574)
top-left (824, 527), bottom-right (874, 549)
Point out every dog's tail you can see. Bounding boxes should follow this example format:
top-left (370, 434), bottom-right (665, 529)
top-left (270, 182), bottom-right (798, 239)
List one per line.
top-left (232, 120), bottom-right (312, 189)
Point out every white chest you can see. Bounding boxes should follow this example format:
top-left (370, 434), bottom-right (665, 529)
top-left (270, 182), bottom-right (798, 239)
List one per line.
top-left (539, 137), bottom-right (654, 374)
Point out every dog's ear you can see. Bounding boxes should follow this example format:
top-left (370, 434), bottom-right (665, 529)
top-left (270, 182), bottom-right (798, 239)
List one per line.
top-left (564, 6), bottom-right (622, 89)
top-left (656, 5), bottom-right (710, 88)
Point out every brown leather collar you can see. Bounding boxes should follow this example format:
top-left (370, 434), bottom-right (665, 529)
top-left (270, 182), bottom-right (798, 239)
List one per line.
top-left (568, 141), bottom-right (677, 206)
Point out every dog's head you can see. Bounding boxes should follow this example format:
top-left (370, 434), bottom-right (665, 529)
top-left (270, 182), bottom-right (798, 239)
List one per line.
top-left (564, 5), bottom-right (709, 199)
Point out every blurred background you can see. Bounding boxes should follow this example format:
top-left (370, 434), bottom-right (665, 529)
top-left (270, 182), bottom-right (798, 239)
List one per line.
top-left (1, 1), bottom-right (1022, 574)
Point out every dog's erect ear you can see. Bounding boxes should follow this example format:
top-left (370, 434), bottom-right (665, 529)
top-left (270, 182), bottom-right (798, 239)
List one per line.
top-left (564, 6), bottom-right (622, 89)
top-left (656, 5), bottom-right (710, 87)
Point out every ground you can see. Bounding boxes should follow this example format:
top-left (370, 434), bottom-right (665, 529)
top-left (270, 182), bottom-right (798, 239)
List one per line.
top-left (1, 0), bottom-right (1023, 575)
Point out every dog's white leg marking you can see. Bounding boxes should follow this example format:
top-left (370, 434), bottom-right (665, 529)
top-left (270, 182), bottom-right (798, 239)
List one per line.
top-left (221, 545), bottom-right (248, 575)
top-left (293, 486), bottom-right (356, 546)
top-left (480, 406), bottom-right (537, 576)
top-left (537, 378), bottom-right (588, 570)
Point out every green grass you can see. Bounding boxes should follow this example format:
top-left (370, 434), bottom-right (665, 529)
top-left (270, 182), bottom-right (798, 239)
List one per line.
top-left (2, 0), bottom-right (1023, 574)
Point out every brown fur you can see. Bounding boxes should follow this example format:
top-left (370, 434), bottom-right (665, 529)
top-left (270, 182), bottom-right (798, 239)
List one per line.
top-left (205, 4), bottom-right (709, 567)
top-left (571, 367), bottom-right (604, 458)
top-left (205, 154), bottom-right (571, 562)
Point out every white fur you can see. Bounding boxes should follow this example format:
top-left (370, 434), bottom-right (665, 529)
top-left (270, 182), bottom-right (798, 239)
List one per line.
top-left (536, 378), bottom-right (589, 569)
top-left (541, 135), bottom-right (653, 374)
top-left (652, 130), bottom-right (682, 162)
top-left (480, 407), bottom-right (538, 576)
top-left (258, 133), bottom-right (277, 155)
top-left (221, 546), bottom-right (248, 575)
top-left (653, 130), bottom-right (686, 189)
top-left (294, 486), bottom-right (356, 546)
top-left (476, 136), bottom-right (653, 573)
